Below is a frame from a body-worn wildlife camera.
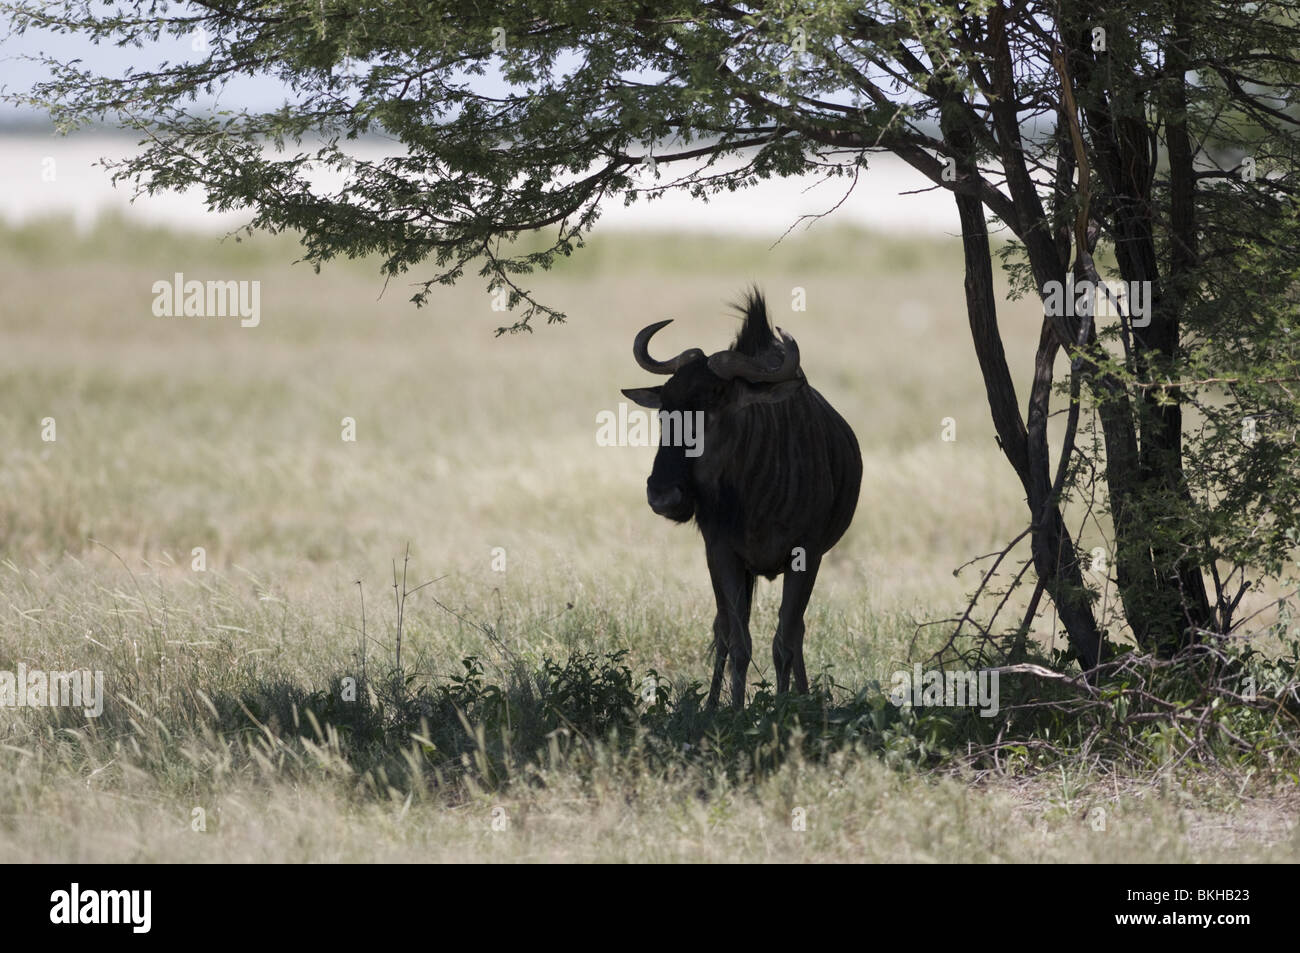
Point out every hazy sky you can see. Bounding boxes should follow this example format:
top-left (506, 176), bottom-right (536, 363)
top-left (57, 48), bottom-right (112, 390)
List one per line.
top-left (2, 20), bottom-right (518, 121)
top-left (3, 23), bottom-right (324, 120)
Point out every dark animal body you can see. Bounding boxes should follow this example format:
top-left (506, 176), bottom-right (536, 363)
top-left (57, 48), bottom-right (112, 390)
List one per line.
top-left (622, 291), bottom-right (862, 709)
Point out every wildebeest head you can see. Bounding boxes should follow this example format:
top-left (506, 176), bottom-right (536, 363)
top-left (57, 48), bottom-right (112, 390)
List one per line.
top-left (621, 292), bottom-right (804, 522)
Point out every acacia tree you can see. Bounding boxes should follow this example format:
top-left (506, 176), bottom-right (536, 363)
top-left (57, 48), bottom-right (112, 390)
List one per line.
top-left (8, 0), bottom-right (1300, 672)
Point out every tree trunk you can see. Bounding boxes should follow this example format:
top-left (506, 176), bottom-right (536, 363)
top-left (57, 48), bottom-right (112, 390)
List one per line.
top-left (950, 169), bottom-right (1103, 671)
top-left (1067, 10), bottom-right (1214, 654)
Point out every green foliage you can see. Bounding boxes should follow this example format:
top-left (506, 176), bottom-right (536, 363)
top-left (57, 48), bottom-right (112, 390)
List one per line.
top-left (73, 637), bottom-right (1292, 800)
top-left (0, 0), bottom-right (1001, 330)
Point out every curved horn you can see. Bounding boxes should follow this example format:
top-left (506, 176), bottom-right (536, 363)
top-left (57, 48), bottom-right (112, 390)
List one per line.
top-left (632, 319), bottom-right (705, 375)
top-left (708, 328), bottom-right (802, 383)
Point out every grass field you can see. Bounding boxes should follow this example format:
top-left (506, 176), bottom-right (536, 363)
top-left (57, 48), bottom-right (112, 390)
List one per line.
top-left (0, 214), bottom-right (1295, 862)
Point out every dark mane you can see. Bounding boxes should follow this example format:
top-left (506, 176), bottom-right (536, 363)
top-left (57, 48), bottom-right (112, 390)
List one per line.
top-left (729, 287), bottom-right (777, 357)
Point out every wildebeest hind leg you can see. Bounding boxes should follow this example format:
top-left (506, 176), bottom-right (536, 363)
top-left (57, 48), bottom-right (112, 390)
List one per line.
top-left (775, 554), bottom-right (821, 694)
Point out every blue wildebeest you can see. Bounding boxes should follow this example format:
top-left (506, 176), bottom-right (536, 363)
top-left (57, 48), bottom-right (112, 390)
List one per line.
top-left (622, 291), bottom-right (862, 710)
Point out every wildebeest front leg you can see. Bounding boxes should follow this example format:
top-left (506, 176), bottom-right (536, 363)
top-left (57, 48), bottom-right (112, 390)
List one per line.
top-left (707, 612), bottom-right (729, 710)
top-left (774, 552), bottom-right (821, 694)
top-left (705, 544), bottom-right (754, 710)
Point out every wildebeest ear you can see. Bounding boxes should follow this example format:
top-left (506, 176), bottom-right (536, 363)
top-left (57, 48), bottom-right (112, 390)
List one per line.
top-left (732, 378), bottom-right (804, 410)
top-left (621, 387), bottom-right (663, 409)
